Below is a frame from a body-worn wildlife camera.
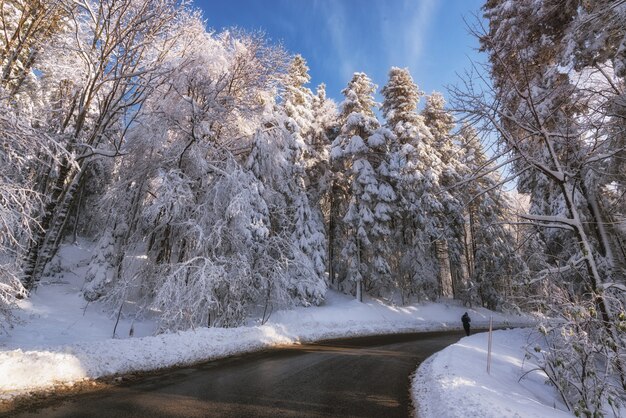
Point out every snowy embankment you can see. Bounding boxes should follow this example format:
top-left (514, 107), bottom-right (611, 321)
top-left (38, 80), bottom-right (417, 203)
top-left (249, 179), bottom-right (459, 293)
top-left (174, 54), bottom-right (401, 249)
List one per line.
top-left (0, 283), bottom-right (531, 401)
top-left (412, 328), bottom-right (573, 418)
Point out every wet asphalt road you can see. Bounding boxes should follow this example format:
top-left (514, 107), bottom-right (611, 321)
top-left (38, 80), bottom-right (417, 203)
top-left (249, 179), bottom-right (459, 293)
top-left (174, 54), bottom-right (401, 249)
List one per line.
top-left (7, 331), bottom-right (465, 418)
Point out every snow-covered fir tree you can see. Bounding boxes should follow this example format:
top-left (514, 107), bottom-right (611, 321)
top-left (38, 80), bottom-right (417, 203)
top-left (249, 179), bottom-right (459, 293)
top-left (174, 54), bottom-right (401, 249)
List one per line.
top-left (331, 72), bottom-right (396, 301)
top-left (421, 92), bottom-right (466, 298)
top-left (279, 55), bottom-right (328, 286)
top-left (308, 83), bottom-right (337, 205)
top-left (380, 67), bottom-right (443, 301)
top-left (458, 125), bottom-right (525, 309)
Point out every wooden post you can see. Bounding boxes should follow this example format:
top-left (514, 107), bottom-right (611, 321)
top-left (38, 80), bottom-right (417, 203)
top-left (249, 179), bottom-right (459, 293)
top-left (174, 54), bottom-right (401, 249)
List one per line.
top-left (487, 315), bottom-right (493, 374)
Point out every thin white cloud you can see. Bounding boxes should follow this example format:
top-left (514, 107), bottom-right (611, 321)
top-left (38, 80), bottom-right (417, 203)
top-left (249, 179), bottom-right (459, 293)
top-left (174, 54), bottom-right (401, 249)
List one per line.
top-left (312, 0), bottom-right (357, 82)
top-left (407, 0), bottom-right (438, 68)
top-left (309, 0), bottom-right (439, 94)
top-left (381, 0), bottom-right (439, 75)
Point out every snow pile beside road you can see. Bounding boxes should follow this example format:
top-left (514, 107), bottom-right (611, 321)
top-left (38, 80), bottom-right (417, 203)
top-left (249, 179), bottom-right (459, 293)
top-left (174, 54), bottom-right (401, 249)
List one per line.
top-left (412, 328), bottom-right (572, 418)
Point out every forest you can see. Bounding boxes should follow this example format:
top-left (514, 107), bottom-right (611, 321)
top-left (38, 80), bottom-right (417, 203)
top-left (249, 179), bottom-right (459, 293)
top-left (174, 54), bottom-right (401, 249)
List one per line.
top-left (0, 0), bottom-right (624, 415)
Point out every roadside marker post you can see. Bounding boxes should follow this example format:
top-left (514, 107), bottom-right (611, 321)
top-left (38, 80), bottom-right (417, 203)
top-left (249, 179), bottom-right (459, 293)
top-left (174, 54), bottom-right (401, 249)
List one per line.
top-left (487, 315), bottom-right (493, 375)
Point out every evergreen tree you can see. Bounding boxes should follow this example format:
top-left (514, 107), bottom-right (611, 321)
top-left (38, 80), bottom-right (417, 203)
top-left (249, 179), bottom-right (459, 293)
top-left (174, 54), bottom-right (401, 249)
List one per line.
top-left (279, 55), bottom-right (328, 291)
top-left (308, 83), bottom-right (337, 282)
top-left (308, 83), bottom-right (337, 202)
top-left (421, 92), bottom-right (466, 298)
top-left (459, 125), bottom-right (525, 309)
top-left (282, 54), bottom-right (314, 130)
top-left (380, 67), bottom-right (442, 301)
top-left (331, 72), bottom-right (396, 301)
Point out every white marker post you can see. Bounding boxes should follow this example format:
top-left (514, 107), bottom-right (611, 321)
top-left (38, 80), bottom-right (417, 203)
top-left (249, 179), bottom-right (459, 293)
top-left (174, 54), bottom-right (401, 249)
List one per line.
top-left (487, 315), bottom-right (493, 375)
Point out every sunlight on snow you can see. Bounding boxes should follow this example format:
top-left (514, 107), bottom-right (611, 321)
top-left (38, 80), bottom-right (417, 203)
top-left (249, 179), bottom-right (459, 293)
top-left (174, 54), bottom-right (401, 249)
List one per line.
top-left (0, 349), bottom-right (87, 392)
top-left (259, 325), bottom-right (294, 345)
top-left (441, 376), bottom-right (477, 389)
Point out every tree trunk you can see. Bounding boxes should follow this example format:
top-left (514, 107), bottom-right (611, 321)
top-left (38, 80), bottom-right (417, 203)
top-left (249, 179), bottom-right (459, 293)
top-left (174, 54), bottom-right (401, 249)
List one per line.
top-left (328, 180), bottom-right (335, 285)
top-left (435, 239), bottom-right (453, 297)
top-left (559, 182), bottom-right (626, 390)
top-left (356, 234), bottom-right (362, 303)
top-left (23, 158), bottom-right (79, 289)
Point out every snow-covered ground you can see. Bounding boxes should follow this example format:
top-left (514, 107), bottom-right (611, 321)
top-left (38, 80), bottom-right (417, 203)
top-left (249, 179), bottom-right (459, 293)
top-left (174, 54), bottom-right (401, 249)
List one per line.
top-left (412, 328), bottom-right (576, 418)
top-left (0, 243), bottom-right (564, 418)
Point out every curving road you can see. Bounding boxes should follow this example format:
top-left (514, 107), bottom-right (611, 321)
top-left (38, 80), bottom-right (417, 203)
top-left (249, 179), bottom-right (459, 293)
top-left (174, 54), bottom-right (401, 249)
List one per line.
top-left (8, 331), bottom-right (465, 418)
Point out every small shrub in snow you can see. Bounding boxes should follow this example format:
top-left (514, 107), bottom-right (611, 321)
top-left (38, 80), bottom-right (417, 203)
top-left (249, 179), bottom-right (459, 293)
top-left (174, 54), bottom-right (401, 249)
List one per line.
top-left (530, 299), bottom-right (625, 417)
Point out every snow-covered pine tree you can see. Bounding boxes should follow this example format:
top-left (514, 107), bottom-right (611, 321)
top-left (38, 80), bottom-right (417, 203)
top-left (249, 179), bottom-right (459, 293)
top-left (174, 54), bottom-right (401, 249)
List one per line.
top-left (331, 72), bottom-right (396, 301)
top-left (421, 92), bottom-right (466, 298)
top-left (308, 84), bottom-right (337, 205)
top-left (308, 84), bottom-right (338, 281)
top-left (279, 55), bottom-right (328, 288)
top-left (282, 55), bottom-right (314, 133)
top-left (458, 125), bottom-right (525, 309)
top-left (0, 96), bottom-right (66, 332)
top-left (380, 67), bottom-right (442, 302)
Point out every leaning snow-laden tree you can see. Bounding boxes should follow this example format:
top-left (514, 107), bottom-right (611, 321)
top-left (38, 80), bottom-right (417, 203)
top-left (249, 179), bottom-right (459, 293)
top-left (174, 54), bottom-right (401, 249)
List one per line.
top-left (455, 1), bottom-right (626, 413)
top-left (331, 72), bottom-right (397, 301)
top-left (0, 0), bottom-right (76, 330)
top-left (380, 67), bottom-right (443, 302)
top-left (21, 0), bottom-right (186, 289)
top-left (0, 93), bottom-right (71, 332)
top-left (0, 101), bottom-right (35, 331)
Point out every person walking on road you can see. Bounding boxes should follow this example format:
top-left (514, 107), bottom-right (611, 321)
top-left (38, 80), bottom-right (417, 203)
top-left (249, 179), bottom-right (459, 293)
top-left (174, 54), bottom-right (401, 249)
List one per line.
top-left (461, 312), bottom-right (471, 336)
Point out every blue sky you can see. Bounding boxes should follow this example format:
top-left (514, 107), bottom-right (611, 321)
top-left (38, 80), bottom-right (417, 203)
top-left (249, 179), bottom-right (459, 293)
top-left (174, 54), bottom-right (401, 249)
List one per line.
top-left (196, 0), bottom-right (485, 103)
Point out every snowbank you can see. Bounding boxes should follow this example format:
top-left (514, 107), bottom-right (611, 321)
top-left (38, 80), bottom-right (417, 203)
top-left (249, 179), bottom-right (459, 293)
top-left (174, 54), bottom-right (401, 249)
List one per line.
top-left (412, 328), bottom-right (572, 418)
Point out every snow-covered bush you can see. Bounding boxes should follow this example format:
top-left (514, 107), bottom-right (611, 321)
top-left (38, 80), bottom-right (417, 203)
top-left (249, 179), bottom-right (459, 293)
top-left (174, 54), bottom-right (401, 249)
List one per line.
top-left (532, 297), bottom-right (625, 418)
top-left (0, 264), bottom-right (26, 334)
